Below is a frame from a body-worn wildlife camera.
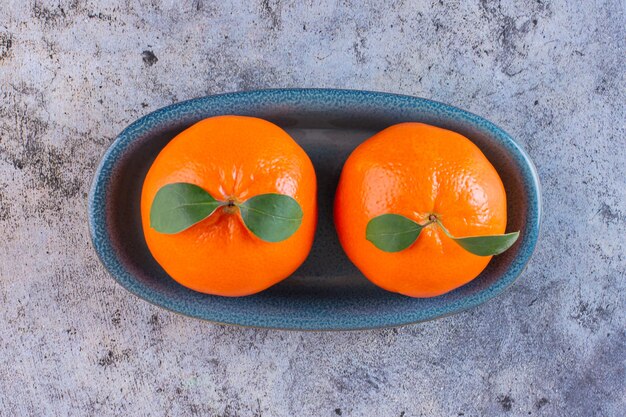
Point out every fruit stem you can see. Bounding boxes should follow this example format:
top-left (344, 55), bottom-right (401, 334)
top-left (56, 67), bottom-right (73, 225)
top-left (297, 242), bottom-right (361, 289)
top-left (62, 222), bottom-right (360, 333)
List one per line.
top-left (419, 213), bottom-right (439, 227)
top-left (222, 198), bottom-right (239, 213)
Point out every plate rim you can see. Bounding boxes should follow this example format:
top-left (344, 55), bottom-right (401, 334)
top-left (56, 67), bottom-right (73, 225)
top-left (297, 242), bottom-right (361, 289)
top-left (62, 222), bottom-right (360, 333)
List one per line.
top-left (88, 88), bottom-right (542, 330)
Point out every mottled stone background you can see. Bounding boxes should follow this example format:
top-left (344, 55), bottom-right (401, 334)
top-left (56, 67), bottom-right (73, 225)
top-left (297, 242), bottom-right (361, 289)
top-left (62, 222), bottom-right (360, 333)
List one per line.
top-left (0, 1), bottom-right (624, 416)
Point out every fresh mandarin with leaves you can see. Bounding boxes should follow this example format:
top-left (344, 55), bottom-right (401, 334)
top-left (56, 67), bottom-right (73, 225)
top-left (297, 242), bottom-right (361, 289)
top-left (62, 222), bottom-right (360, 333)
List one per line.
top-left (334, 123), bottom-right (518, 298)
top-left (141, 115), bottom-right (317, 296)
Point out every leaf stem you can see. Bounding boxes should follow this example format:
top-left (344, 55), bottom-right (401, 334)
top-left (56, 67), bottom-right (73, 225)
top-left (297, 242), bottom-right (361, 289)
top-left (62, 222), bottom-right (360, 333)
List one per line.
top-left (434, 218), bottom-right (453, 238)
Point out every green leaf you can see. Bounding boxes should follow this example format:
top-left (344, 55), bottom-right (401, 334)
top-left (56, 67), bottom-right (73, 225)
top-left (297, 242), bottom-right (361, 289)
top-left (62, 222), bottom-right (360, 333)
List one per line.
top-left (436, 220), bottom-right (520, 256)
top-left (239, 193), bottom-right (303, 242)
top-left (366, 214), bottom-right (424, 252)
top-left (150, 183), bottom-right (221, 234)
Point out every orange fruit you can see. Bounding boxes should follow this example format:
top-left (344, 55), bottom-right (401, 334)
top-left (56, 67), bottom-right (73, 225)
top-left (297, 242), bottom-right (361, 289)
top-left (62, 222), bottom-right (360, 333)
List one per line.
top-left (334, 123), bottom-right (507, 297)
top-left (141, 116), bottom-right (317, 296)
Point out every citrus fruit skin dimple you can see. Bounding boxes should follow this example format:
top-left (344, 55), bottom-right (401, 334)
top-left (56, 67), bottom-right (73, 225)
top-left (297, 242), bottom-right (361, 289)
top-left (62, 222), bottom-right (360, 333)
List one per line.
top-left (334, 123), bottom-right (507, 298)
top-left (141, 116), bottom-right (317, 297)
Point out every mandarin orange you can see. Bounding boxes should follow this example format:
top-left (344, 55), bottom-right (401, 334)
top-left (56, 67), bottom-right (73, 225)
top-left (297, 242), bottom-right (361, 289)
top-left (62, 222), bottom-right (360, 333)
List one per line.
top-left (334, 123), bottom-right (507, 297)
top-left (141, 115), bottom-right (317, 296)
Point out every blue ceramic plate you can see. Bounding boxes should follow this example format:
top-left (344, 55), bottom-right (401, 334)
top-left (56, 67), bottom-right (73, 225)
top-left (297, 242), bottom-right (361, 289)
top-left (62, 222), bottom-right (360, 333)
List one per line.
top-left (88, 89), bottom-right (541, 330)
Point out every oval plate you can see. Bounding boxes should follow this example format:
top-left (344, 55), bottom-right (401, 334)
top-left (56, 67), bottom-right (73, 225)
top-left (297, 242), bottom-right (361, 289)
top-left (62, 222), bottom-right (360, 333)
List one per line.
top-left (88, 89), bottom-right (541, 330)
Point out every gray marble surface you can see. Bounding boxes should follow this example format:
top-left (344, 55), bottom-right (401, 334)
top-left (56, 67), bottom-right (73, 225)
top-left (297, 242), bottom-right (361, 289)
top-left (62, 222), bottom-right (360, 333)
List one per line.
top-left (0, 1), bottom-right (624, 416)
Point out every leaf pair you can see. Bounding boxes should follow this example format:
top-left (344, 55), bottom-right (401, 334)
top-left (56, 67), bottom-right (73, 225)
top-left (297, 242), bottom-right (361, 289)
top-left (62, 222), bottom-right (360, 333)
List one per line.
top-left (150, 183), bottom-right (303, 242)
top-left (366, 213), bottom-right (519, 256)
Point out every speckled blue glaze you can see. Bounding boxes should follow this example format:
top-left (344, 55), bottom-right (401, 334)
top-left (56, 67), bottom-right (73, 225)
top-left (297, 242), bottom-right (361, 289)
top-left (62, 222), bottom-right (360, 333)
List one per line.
top-left (88, 89), bottom-right (541, 330)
